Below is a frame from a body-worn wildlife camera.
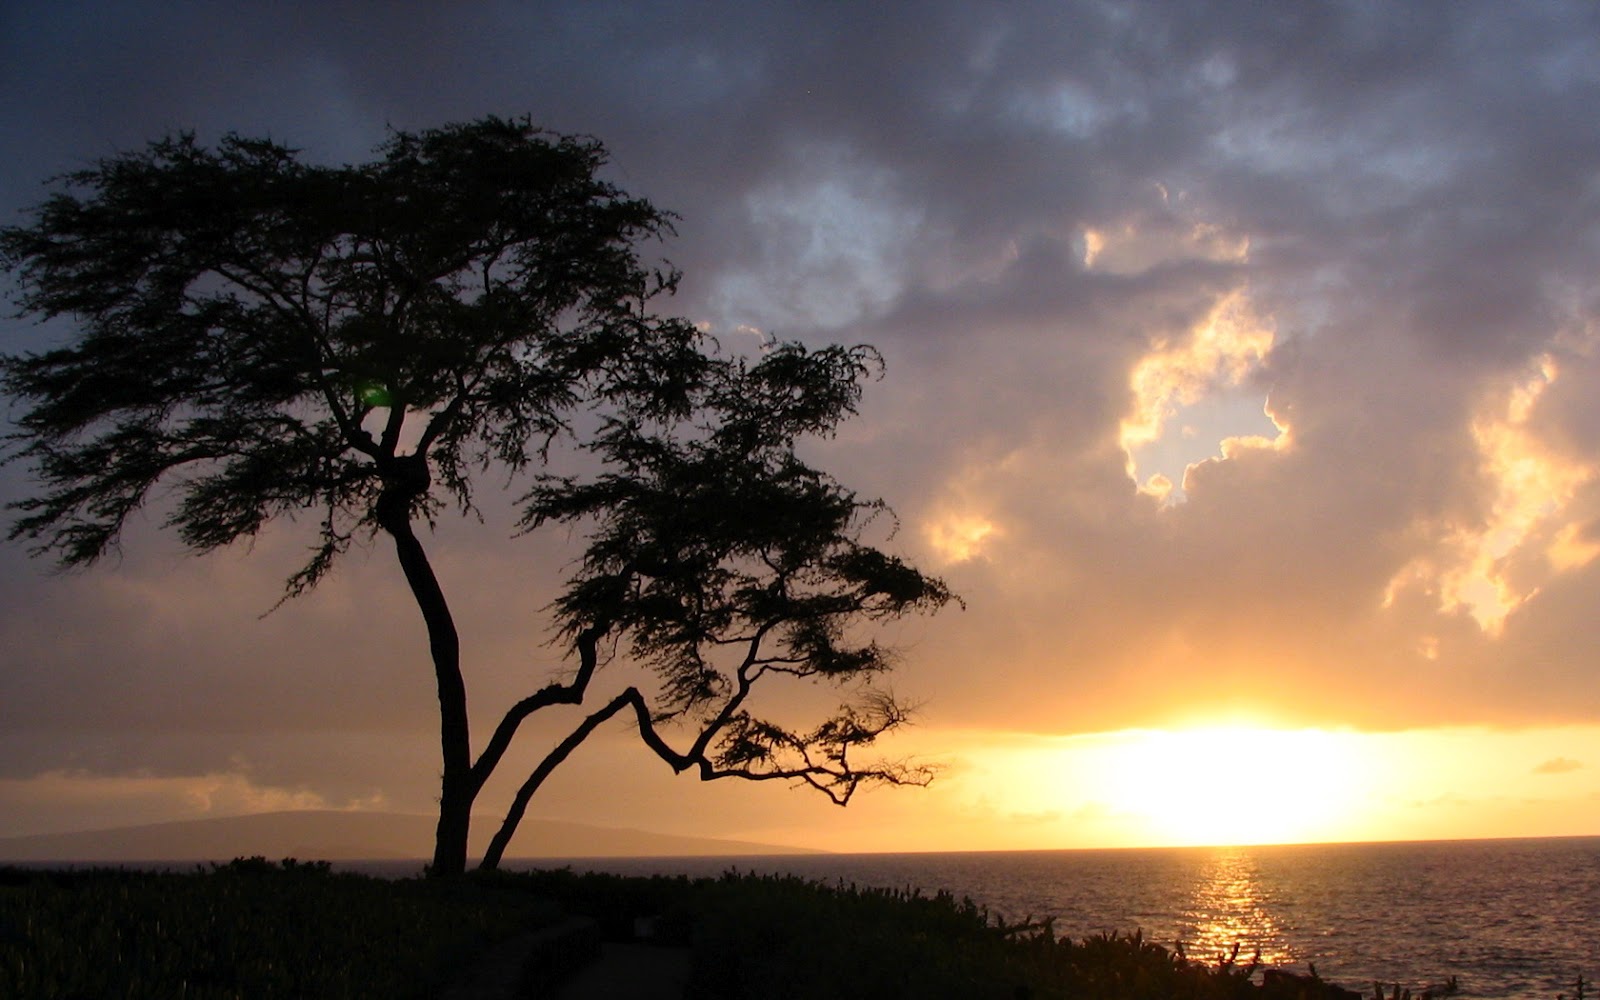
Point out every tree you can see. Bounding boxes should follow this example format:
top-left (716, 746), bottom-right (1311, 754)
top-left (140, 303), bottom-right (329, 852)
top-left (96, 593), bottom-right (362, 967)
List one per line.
top-left (0, 117), bottom-right (954, 876)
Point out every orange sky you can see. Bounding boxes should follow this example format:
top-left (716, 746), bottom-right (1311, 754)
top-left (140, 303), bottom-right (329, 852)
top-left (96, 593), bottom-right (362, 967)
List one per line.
top-left (3, 2), bottom-right (1600, 855)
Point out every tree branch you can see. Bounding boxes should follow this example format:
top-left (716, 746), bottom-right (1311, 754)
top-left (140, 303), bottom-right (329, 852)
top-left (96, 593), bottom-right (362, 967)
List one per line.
top-left (683, 626), bottom-right (769, 763)
top-left (467, 622), bottom-right (607, 794)
top-left (479, 686), bottom-right (641, 869)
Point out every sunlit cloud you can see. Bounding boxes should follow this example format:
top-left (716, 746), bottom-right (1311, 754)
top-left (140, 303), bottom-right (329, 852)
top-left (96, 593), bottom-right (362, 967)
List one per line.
top-left (1139, 471), bottom-right (1176, 505)
top-left (1533, 756), bottom-right (1583, 775)
top-left (1385, 356), bottom-right (1595, 634)
top-left (1082, 212), bottom-right (1249, 276)
top-left (925, 511), bottom-right (999, 564)
top-left (1119, 288), bottom-right (1282, 502)
top-left (1082, 227), bottom-right (1105, 269)
top-left (1546, 520), bottom-right (1600, 572)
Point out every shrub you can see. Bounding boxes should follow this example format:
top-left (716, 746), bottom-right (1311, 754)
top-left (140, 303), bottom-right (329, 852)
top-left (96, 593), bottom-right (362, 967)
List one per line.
top-left (0, 862), bottom-right (550, 998)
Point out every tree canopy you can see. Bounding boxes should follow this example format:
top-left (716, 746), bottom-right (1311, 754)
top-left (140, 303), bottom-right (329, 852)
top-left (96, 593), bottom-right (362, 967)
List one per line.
top-left (1, 116), bottom-right (954, 876)
top-left (1, 118), bottom-right (702, 585)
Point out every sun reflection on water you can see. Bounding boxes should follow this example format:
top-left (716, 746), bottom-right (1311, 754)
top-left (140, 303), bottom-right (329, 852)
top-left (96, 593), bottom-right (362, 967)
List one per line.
top-left (1178, 849), bottom-right (1296, 969)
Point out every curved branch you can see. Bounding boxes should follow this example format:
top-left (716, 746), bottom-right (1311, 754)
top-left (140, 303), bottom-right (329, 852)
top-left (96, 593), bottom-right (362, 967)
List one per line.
top-left (467, 623), bottom-right (607, 794)
top-left (477, 675), bottom-right (933, 872)
top-left (622, 686), bottom-right (693, 771)
top-left (209, 258), bottom-right (379, 459)
top-left (479, 686), bottom-right (641, 869)
top-left (682, 626), bottom-right (770, 763)
top-left (627, 683), bottom-right (932, 804)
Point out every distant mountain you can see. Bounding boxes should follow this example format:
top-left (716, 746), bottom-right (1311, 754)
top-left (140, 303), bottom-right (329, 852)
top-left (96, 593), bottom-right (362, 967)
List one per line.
top-left (0, 810), bottom-right (823, 863)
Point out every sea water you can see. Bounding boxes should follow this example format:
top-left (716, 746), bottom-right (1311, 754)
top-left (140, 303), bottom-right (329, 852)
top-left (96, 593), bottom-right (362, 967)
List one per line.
top-left (498, 837), bottom-right (1600, 1000)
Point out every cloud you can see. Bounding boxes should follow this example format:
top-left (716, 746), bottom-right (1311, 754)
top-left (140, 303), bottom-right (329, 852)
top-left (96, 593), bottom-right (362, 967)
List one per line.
top-left (0, 768), bottom-right (380, 839)
top-left (6, 2), bottom-right (1600, 842)
top-left (1533, 757), bottom-right (1584, 776)
top-left (1120, 286), bottom-right (1282, 500)
top-left (925, 512), bottom-right (1000, 566)
top-left (1384, 356), bottom-right (1598, 634)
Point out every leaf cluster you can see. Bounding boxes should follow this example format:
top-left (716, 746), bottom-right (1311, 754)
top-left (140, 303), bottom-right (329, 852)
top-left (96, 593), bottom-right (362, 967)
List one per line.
top-left (525, 340), bottom-right (955, 799)
top-left (2, 117), bottom-right (958, 826)
top-left (0, 116), bottom-right (703, 593)
top-left (0, 863), bottom-right (550, 999)
top-left (533, 869), bottom-right (1294, 1000)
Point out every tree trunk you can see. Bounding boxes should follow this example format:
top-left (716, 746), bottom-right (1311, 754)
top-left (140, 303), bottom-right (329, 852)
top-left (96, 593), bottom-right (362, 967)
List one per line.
top-left (380, 496), bottom-right (473, 877)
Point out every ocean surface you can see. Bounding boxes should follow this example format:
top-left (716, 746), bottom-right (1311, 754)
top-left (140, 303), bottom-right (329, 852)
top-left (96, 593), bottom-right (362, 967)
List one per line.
top-left (483, 837), bottom-right (1600, 1000)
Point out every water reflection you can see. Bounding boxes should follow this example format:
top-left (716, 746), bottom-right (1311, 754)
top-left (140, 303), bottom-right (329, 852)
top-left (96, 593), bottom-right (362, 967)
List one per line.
top-left (1179, 849), bottom-right (1296, 968)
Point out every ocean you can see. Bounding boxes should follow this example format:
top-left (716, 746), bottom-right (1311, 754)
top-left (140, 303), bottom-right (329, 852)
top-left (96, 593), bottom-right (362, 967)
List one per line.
top-left (488, 837), bottom-right (1600, 1000)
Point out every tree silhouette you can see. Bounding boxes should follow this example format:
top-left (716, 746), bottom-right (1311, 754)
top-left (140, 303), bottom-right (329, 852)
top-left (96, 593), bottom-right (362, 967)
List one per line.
top-left (0, 117), bottom-right (953, 875)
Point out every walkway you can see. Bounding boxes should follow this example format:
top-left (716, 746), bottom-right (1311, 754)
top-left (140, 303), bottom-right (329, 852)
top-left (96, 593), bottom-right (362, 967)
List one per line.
top-left (551, 941), bottom-right (693, 999)
top-left (441, 916), bottom-right (691, 999)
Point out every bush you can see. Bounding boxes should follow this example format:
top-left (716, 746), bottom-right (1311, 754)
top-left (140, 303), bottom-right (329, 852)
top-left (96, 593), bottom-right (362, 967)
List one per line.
top-left (0, 862), bottom-right (1384, 1000)
top-left (0, 861), bottom-right (552, 999)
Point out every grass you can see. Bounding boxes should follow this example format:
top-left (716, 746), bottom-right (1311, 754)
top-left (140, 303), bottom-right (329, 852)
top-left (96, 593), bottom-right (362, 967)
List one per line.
top-left (1, 858), bottom-right (1448, 999)
top-left (514, 867), bottom-right (1310, 1000)
top-left (0, 858), bottom-right (557, 998)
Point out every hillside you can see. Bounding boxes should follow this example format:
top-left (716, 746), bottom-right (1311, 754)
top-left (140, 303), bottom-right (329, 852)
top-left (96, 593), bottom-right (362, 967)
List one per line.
top-left (0, 810), bottom-right (821, 862)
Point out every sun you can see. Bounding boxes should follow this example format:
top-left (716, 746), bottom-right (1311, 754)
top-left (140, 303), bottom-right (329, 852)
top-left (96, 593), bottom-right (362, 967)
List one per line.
top-left (1090, 725), bottom-right (1374, 847)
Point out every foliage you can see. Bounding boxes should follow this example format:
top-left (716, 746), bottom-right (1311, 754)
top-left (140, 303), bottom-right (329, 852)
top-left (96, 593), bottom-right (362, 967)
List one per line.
top-left (0, 117), bottom-right (699, 588)
top-left (0, 864), bottom-right (1478, 1000)
top-left (0, 861), bottom-right (553, 999)
top-left (493, 868), bottom-right (1362, 1000)
top-left (0, 116), bottom-right (955, 877)
top-left (683, 872), bottom-right (1023, 999)
top-left (480, 342), bottom-right (957, 865)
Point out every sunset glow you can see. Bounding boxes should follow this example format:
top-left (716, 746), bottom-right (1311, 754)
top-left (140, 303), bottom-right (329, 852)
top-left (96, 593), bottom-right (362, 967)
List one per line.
top-left (1086, 726), bottom-right (1373, 847)
top-left (5, 4), bottom-right (1600, 862)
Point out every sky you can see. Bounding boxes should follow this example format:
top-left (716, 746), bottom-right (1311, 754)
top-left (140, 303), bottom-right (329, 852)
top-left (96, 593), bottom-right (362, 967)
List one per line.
top-left (2, 1), bottom-right (1600, 855)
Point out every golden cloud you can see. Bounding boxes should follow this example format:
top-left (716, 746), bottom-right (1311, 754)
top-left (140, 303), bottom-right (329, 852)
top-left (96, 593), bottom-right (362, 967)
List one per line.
top-left (925, 512), bottom-right (1000, 564)
top-left (1119, 288), bottom-right (1281, 498)
top-left (1385, 356), bottom-right (1596, 635)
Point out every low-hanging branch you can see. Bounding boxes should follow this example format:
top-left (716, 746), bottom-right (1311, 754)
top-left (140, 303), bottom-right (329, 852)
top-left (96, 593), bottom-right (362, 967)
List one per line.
top-left (475, 375), bottom-right (957, 865)
top-left (480, 677), bottom-right (933, 870)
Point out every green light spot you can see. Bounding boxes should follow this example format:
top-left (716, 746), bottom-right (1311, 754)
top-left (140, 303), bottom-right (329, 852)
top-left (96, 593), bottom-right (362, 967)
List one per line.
top-left (357, 381), bottom-right (392, 407)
